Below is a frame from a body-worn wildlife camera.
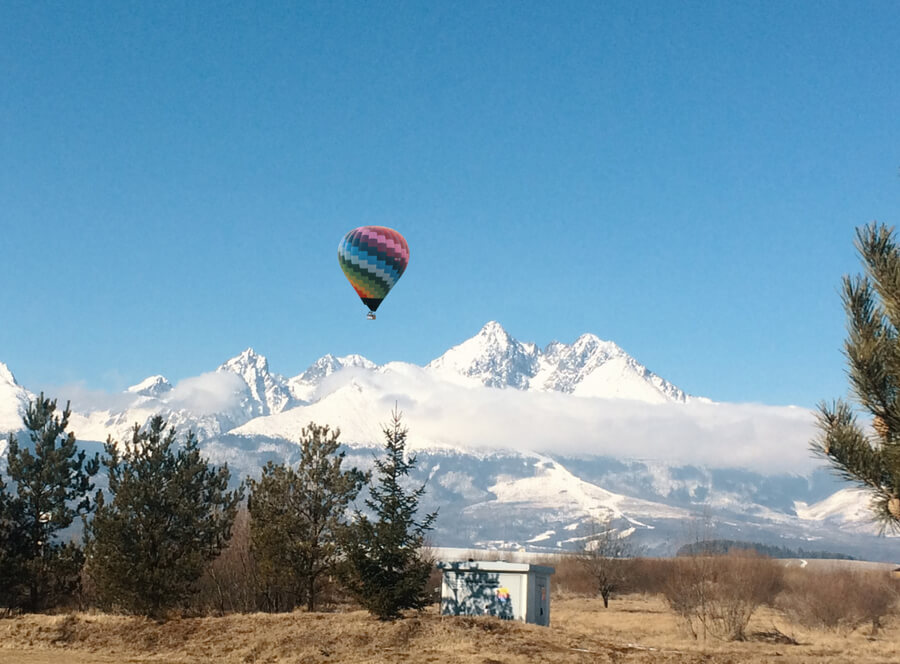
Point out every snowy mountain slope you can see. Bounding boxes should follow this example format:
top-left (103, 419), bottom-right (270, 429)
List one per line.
top-left (794, 488), bottom-right (881, 533)
top-left (0, 363), bottom-right (33, 458)
top-left (428, 322), bottom-right (688, 402)
top-left (0, 363), bottom-right (31, 431)
top-left (127, 375), bottom-right (173, 398)
top-left (287, 353), bottom-right (376, 402)
top-left (233, 363), bottom-right (468, 452)
top-left (474, 456), bottom-right (691, 525)
top-left (427, 321), bottom-right (540, 389)
top-left (218, 348), bottom-right (294, 416)
top-left (228, 360), bottom-right (815, 475)
top-left (70, 349), bottom-right (302, 445)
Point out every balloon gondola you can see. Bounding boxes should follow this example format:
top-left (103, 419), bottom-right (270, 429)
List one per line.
top-left (338, 226), bottom-right (409, 319)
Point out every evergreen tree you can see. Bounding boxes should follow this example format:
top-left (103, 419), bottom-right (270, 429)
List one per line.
top-left (0, 473), bottom-right (26, 609)
top-left (2, 394), bottom-right (99, 611)
top-left (248, 422), bottom-right (367, 611)
top-left (814, 223), bottom-right (900, 532)
top-left (341, 410), bottom-right (437, 620)
top-left (85, 416), bottom-right (242, 616)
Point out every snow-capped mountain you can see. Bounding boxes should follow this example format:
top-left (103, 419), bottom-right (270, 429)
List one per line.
top-left (218, 348), bottom-right (294, 417)
top-left (288, 353), bottom-right (377, 402)
top-left (427, 321), bottom-right (688, 402)
top-left (127, 375), bottom-right (172, 398)
top-left (70, 348), bottom-right (300, 444)
top-left (2, 322), bottom-right (896, 560)
top-left (428, 321), bottom-right (541, 389)
top-left (793, 488), bottom-right (883, 534)
top-left (0, 363), bottom-right (32, 458)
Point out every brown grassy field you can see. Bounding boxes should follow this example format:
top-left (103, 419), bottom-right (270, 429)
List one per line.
top-left (1, 593), bottom-right (899, 664)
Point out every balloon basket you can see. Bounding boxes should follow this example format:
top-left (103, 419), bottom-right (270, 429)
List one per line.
top-left (366, 312), bottom-right (376, 320)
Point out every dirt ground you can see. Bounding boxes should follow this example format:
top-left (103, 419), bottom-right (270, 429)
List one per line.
top-left (1, 595), bottom-right (898, 664)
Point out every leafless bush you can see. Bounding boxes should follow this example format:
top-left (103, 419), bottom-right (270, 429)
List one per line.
top-left (543, 555), bottom-right (673, 598)
top-left (574, 518), bottom-right (636, 608)
top-left (193, 510), bottom-right (264, 614)
top-left (192, 509), bottom-right (359, 614)
top-left (544, 555), bottom-right (596, 597)
top-left (663, 550), bottom-right (783, 641)
top-left (624, 557), bottom-right (672, 595)
top-left (777, 566), bottom-right (899, 634)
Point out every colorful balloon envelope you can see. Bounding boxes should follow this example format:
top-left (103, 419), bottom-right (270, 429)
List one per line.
top-left (337, 226), bottom-right (410, 318)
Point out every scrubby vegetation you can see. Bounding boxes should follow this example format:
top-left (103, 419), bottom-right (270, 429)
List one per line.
top-left (676, 538), bottom-right (856, 560)
top-left (549, 551), bottom-right (899, 643)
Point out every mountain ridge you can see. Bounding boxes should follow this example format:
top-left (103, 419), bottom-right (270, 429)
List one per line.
top-left (427, 321), bottom-right (689, 402)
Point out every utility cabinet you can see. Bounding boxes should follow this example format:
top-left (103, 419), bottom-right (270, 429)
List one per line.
top-left (437, 561), bottom-right (554, 626)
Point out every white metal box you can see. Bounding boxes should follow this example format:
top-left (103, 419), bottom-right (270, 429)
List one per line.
top-left (438, 560), bottom-right (554, 626)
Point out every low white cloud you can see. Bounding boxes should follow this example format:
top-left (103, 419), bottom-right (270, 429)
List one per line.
top-left (284, 364), bottom-right (819, 475)
top-left (38, 382), bottom-right (140, 413)
top-left (34, 361), bottom-right (821, 476)
top-left (165, 371), bottom-right (247, 415)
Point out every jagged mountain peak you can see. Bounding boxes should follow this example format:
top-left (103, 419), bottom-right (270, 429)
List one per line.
top-left (217, 348), bottom-right (292, 417)
top-left (0, 362), bottom-right (18, 387)
top-left (427, 322), bottom-right (538, 389)
top-left (0, 362), bottom-right (32, 435)
top-left (572, 332), bottom-right (615, 350)
top-left (126, 375), bottom-right (172, 397)
top-left (477, 320), bottom-right (512, 340)
top-left (220, 347), bottom-right (269, 374)
top-left (296, 353), bottom-right (376, 383)
top-left (429, 322), bottom-right (687, 402)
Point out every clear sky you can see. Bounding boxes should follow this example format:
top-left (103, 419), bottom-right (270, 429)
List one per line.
top-left (2, 1), bottom-right (898, 407)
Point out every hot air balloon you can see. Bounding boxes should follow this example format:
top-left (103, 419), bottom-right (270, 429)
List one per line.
top-left (337, 226), bottom-right (409, 319)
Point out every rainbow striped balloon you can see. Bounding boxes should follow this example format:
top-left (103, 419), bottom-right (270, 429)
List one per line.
top-left (337, 226), bottom-right (410, 314)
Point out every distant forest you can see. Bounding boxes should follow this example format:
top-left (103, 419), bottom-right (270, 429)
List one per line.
top-left (676, 539), bottom-right (856, 560)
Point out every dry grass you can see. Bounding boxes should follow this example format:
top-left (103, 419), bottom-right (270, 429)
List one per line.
top-left (1, 594), bottom-right (900, 663)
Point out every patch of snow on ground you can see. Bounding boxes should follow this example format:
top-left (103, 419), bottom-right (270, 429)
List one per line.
top-left (527, 530), bottom-right (556, 543)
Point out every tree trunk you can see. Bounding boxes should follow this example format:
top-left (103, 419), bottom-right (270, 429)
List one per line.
top-left (601, 590), bottom-right (609, 608)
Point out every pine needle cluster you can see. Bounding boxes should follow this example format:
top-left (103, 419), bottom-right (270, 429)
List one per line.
top-left (814, 223), bottom-right (900, 531)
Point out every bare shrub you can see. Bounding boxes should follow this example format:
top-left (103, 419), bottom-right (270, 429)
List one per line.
top-left (777, 566), bottom-right (899, 634)
top-left (625, 557), bottom-right (673, 595)
top-left (544, 555), bottom-right (596, 597)
top-left (575, 518), bottom-right (635, 608)
top-left (663, 550), bottom-right (783, 641)
top-left (547, 555), bottom-right (676, 598)
top-left (193, 510), bottom-right (263, 614)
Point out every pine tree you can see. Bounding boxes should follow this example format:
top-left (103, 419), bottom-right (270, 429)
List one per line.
top-left (85, 416), bottom-right (242, 616)
top-left (341, 410), bottom-right (437, 620)
top-left (814, 223), bottom-right (900, 532)
top-left (248, 422), bottom-right (367, 611)
top-left (0, 473), bottom-right (26, 609)
top-left (2, 394), bottom-right (99, 611)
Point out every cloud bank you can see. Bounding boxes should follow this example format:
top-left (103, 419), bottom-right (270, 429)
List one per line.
top-left (239, 363), bottom-right (819, 476)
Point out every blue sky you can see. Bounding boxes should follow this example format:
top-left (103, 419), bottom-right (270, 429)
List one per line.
top-left (1, 1), bottom-right (898, 407)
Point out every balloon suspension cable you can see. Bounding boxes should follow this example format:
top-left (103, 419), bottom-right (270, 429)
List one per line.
top-left (366, 311), bottom-right (376, 320)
